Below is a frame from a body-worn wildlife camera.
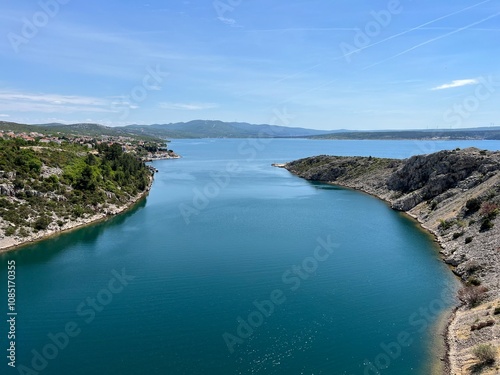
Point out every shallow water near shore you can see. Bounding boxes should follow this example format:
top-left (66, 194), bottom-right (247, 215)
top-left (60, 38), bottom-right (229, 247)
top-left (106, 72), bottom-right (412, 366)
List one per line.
top-left (1, 139), bottom-right (498, 375)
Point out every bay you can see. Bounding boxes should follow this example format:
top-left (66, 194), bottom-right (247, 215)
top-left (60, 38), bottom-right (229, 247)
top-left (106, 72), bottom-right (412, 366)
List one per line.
top-left (2, 139), bottom-right (499, 375)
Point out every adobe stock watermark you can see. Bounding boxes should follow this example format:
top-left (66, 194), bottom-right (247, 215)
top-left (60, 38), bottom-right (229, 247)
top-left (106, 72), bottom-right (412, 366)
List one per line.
top-left (111, 65), bottom-right (169, 120)
top-left (7, 0), bottom-right (71, 54)
top-left (363, 282), bottom-right (456, 375)
top-left (213, 0), bottom-right (243, 26)
top-left (178, 107), bottom-right (295, 225)
top-left (222, 235), bottom-right (339, 354)
top-left (339, 0), bottom-right (404, 63)
top-left (16, 268), bottom-right (135, 375)
top-left (443, 76), bottom-right (499, 127)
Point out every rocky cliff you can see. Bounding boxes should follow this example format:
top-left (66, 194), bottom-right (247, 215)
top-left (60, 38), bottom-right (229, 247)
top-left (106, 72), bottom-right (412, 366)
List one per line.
top-left (282, 147), bottom-right (500, 374)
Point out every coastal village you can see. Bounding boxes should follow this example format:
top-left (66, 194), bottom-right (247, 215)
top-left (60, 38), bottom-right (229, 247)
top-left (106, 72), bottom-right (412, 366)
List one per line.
top-left (0, 128), bottom-right (180, 161)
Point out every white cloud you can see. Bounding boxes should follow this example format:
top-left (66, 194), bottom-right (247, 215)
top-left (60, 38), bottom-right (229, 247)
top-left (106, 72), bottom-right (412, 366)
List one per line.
top-left (431, 79), bottom-right (479, 90)
top-left (159, 102), bottom-right (217, 111)
top-left (0, 114), bottom-right (9, 117)
top-left (0, 90), bottom-right (113, 114)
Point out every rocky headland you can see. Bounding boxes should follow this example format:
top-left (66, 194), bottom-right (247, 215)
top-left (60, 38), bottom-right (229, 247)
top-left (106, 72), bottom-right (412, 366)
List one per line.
top-left (279, 147), bottom-right (500, 374)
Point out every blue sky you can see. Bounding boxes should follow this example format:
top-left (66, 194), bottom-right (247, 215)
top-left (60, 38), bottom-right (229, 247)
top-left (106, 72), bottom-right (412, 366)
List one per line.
top-left (0, 0), bottom-right (499, 130)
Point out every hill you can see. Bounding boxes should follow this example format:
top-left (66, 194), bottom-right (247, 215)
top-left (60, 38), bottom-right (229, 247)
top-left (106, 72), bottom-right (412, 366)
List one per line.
top-left (0, 138), bottom-right (154, 250)
top-left (124, 120), bottom-right (334, 138)
top-left (309, 128), bottom-right (500, 140)
top-left (1, 121), bottom-right (163, 142)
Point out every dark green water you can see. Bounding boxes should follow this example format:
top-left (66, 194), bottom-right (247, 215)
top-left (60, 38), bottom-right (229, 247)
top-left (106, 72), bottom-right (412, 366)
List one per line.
top-left (3, 139), bottom-right (498, 375)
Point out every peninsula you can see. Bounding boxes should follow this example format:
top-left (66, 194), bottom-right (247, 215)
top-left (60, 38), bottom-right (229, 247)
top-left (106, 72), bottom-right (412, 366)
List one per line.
top-left (279, 147), bottom-right (500, 374)
top-left (0, 129), bottom-right (175, 252)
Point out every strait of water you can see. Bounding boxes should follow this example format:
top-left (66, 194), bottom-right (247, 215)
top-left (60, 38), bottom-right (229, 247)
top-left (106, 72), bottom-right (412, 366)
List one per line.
top-left (2, 139), bottom-right (499, 375)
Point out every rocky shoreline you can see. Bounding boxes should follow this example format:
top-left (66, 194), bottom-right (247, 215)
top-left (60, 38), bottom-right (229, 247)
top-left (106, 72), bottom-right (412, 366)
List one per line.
top-left (278, 147), bottom-right (500, 374)
top-left (0, 175), bottom-right (154, 253)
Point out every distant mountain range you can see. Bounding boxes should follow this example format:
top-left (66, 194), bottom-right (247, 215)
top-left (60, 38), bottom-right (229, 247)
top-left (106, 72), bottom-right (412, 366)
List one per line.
top-left (28, 120), bottom-right (340, 139)
top-left (123, 120), bottom-right (336, 138)
top-left (2, 120), bottom-right (500, 140)
top-left (309, 128), bottom-right (500, 140)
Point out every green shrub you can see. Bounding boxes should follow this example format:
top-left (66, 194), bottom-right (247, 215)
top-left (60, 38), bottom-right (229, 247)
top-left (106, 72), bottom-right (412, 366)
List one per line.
top-left (438, 219), bottom-right (455, 231)
top-left (18, 227), bottom-right (29, 238)
top-left (33, 216), bottom-right (51, 231)
top-left (72, 205), bottom-right (84, 218)
top-left (5, 226), bottom-right (16, 236)
top-left (473, 344), bottom-right (496, 365)
top-left (13, 178), bottom-right (24, 190)
top-left (493, 307), bottom-right (500, 315)
top-left (0, 198), bottom-right (13, 209)
top-left (464, 261), bottom-right (481, 275)
top-left (465, 236), bottom-right (473, 244)
top-left (452, 232), bottom-right (464, 239)
top-left (465, 197), bottom-right (482, 215)
top-left (480, 219), bottom-right (494, 232)
top-left (467, 277), bottom-right (481, 286)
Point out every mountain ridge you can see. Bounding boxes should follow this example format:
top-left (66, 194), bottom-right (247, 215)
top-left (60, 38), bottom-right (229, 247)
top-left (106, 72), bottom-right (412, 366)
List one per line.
top-left (3, 120), bottom-right (500, 140)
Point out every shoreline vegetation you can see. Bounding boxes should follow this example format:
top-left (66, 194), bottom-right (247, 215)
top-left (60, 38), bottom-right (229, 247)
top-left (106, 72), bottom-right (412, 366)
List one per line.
top-left (0, 135), bottom-right (177, 253)
top-left (0, 176), bottom-right (153, 252)
top-left (277, 147), bottom-right (500, 375)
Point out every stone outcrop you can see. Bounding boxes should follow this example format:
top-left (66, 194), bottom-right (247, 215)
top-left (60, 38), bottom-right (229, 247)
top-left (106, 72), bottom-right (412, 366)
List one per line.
top-left (282, 147), bottom-right (500, 374)
top-left (0, 171), bottom-right (16, 180)
top-left (0, 184), bottom-right (15, 196)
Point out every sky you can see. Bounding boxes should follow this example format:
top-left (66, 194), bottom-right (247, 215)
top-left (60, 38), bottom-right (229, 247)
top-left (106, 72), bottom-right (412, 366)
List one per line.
top-left (0, 0), bottom-right (499, 130)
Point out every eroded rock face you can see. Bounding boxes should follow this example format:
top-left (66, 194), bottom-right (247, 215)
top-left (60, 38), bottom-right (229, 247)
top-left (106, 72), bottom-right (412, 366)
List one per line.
top-left (287, 149), bottom-right (500, 212)
top-left (386, 149), bottom-right (498, 209)
top-left (392, 191), bottom-right (423, 211)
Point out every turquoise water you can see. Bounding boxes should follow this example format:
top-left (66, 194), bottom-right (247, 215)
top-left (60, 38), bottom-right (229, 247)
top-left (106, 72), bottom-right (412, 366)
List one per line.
top-left (2, 139), bottom-right (499, 375)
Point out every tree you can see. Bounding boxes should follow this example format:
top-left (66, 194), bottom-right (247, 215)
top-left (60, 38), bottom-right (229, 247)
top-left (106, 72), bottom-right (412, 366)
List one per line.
top-left (76, 165), bottom-right (97, 191)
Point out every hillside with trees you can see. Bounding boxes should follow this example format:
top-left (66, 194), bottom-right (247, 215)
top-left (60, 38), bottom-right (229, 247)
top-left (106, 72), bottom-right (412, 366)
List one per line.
top-left (0, 138), bottom-right (153, 248)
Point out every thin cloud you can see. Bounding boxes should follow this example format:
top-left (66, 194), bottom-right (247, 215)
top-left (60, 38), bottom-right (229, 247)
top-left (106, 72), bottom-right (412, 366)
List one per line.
top-left (0, 90), bottom-right (112, 113)
top-left (159, 102), bottom-right (218, 111)
top-left (0, 114), bottom-right (10, 117)
top-left (431, 79), bottom-right (479, 90)
top-left (363, 11), bottom-right (500, 70)
top-left (351, 0), bottom-right (494, 61)
top-left (239, 0), bottom-right (493, 99)
top-left (0, 91), bottom-right (107, 106)
top-left (246, 27), bottom-right (359, 32)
